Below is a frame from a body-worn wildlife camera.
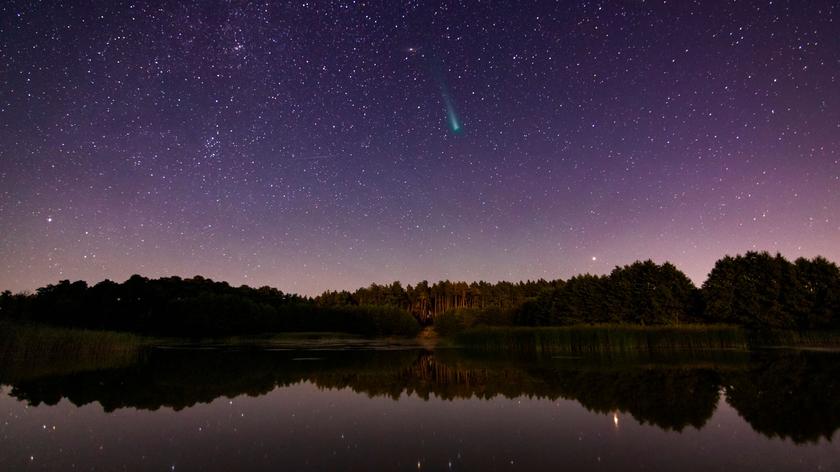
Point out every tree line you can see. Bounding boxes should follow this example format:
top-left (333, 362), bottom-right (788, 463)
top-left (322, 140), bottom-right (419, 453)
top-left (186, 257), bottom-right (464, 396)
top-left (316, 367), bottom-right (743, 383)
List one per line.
top-left (1, 251), bottom-right (838, 336)
top-left (0, 274), bottom-right (419, 337)
top-left (315, 279), bottom-right (561, 322)
top-left (317, 252), bottom-right (840, 331)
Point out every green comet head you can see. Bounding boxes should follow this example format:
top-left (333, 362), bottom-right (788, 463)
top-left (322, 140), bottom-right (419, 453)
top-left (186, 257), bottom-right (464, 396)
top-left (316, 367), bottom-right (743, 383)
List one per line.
top-left (447, 112), bottom-right (463, 134)
top-left (445, 99), bottom-right (463, 134)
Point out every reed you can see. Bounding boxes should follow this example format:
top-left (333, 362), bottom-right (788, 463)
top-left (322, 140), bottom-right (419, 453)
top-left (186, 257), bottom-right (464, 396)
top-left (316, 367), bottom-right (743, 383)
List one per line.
top-left (448, 324), bottom-right (750, 354)
top-left (746, 329), bottom-right (840, 349)
top-left (0, 321), bottom-right (145, 382)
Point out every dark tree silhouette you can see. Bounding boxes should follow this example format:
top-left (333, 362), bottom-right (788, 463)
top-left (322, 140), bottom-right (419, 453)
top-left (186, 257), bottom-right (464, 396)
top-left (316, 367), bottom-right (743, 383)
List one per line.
top-left (0, 275), bottom-right (419, 337)
top-left (702, 252), bottom-right (839, 329)
top-left (2, 252), bottom-right (838, 334)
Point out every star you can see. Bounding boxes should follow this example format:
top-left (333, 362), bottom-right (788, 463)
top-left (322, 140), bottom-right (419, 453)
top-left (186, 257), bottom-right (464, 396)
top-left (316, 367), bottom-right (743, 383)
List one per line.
top-left (0, 1), bottom-right (836, 297)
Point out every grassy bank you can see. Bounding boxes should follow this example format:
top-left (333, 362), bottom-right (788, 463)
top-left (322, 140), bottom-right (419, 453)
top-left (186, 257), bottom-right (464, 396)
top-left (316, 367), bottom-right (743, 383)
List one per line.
top-left (444, 324), bottom-right (840, 353)
top-left (444, 324), bottom-right (750, 354)
top-left (746, 329), bottom-right (840, 349)
top-left (0, 321), bottom-right (146, 382)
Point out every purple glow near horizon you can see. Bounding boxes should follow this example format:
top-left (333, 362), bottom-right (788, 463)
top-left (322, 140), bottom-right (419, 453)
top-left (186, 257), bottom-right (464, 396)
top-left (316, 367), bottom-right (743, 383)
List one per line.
top-left (0, 1), bottom-right (838, 295)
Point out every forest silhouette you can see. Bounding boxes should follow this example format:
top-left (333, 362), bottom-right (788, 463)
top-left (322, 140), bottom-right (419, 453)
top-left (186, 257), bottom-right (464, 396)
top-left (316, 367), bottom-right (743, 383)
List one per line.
top-left (1, 251), bottom-right (839, 336)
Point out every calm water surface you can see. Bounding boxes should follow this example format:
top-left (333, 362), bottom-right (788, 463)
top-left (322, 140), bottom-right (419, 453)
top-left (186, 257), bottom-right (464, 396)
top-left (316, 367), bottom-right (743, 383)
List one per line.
top-left (1, 347), bottom-right (839, 471)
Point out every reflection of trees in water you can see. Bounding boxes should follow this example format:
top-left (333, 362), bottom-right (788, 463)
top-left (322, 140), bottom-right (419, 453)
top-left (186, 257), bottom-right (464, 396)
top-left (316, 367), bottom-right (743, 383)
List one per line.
top-left (2, 346), bottom-right (839, 443)
top-left (4, 349), bottom-right (422, 410)
top-left (725, 351), bottom-right (840, 444)
top-left (402, 353), bottom-right (721, 432)
top-left (543, 367), bottom-right (721, 431)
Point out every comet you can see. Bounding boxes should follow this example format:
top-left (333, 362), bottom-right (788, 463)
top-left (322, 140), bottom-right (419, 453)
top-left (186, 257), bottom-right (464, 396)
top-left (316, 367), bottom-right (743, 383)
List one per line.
top-left (428, 54), bottom-right (463, 135)
top-left (443, 91), bottom-right (462, 134)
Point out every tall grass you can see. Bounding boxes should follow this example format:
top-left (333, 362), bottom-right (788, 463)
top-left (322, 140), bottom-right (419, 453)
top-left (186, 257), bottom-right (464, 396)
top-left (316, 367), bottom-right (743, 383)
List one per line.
top-left (448, 324), bottom-right (749, 354)
top-left (0, 321), bottom-right (144, 382)
top-left (746, 329), bottom-right (840, 348)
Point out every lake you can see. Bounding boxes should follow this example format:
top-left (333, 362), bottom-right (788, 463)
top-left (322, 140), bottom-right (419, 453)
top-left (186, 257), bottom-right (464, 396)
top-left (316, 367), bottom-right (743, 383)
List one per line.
top-left (1, 343), bottom-right (839, 470)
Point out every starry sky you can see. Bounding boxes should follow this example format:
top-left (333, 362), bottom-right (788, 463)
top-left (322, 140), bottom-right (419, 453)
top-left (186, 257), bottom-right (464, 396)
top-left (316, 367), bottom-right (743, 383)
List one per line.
top-left (1, 1), bottom-right (838, 295)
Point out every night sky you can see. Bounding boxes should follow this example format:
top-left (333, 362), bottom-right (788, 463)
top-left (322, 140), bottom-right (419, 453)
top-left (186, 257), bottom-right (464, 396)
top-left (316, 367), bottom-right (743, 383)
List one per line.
top-left (1, 1), bottom-right (838, 295)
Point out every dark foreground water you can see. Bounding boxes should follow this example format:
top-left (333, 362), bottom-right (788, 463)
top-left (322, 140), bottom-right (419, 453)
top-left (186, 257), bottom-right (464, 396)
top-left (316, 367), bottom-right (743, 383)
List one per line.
top-left (1, 345), bottom-right (839, 471)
